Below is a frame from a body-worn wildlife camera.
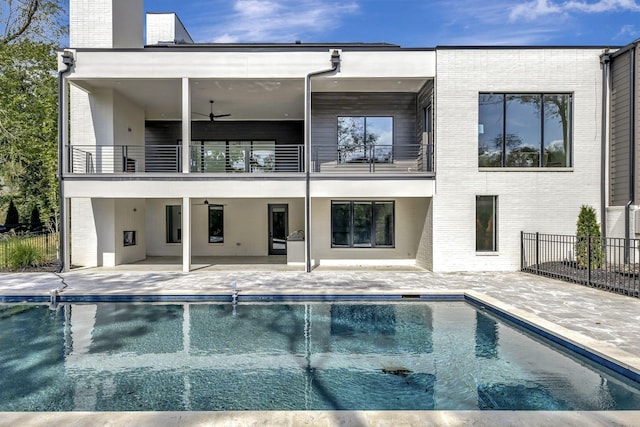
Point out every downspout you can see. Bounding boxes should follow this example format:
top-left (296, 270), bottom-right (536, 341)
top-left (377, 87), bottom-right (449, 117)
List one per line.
top-left (57, 50), bottom-right (75, 273)
top-left (625, 46), bottom-right (636, 263)
top-left (600, 52), bottom-right (610, 242)
top-left (304, 50), bottom-right (341, 273)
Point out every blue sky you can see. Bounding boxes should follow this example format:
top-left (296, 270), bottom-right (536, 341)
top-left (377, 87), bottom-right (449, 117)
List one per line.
top-left (144, 0), bottom-right (640, 47)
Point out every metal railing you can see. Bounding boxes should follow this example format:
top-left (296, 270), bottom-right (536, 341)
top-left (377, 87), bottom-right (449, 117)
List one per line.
top-left (0, 232), bottom-right (59, 270)
top-left (68, 143), bottom-right (435, 175)
top-left (190, 143), bottom-right (304, 173)
top-left (521, 232), bottom-right (640, 298)
top-left (69, 145), bottom-right (182, 173)
top-left (312, 144), bottom-right (434, 173)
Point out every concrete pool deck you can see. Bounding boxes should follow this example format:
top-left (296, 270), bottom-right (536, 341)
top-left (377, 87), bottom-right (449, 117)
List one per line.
top-left (1, 269), bottom-right (640, 426)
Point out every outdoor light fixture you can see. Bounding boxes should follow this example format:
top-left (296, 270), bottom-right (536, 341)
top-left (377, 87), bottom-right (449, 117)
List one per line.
top-left (204, 199), bottom-right (209, 205)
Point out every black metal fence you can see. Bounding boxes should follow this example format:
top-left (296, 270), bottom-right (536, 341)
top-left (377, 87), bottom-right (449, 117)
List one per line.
top-left (0, 232), bottom-right (59, 270)
top-left (521, 232), bottom-right (640, 298)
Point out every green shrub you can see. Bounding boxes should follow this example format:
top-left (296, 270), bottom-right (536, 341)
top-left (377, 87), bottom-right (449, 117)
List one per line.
top-left (5, 235), bottom-right (46, 270)
top-left (575, 205), bottom-right (604, 269)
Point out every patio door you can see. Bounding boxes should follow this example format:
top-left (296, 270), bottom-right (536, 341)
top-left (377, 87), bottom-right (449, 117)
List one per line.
top-left (268, 204), bottom-right (288, 255)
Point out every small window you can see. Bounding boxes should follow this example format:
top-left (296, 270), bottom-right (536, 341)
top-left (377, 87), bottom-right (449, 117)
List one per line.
top-left (331, 201), bottom-right (394, 248)
top-left (208, 205), bottom-right (224, 243)
top-left (166, 205), bottom-right (181, 243)
top-left (476, 196), bottom-right (497, 252)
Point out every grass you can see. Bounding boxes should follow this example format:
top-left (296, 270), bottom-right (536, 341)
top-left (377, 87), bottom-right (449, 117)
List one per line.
top-left (0, 232), bottom-right (59, 271)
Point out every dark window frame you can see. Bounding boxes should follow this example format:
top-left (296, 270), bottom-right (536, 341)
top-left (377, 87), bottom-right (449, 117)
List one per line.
top-left (208, 204), bottom-right (224, 244)
top-left (331, 200), bottom-right (395, 248)
top-left (478, 92), bottom-right (573, 168)
top-left (337, 116), bottom-right (394, 164)
top-left (166, 205), bottom-right (181, 244)
top-left (476, 195), bottom-right (498, 252)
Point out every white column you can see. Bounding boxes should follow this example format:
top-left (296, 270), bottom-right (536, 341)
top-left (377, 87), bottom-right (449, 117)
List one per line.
top-left (182, 197), bottom-right (191, 272)
top-left (181, 78), bottom-right (191, 174)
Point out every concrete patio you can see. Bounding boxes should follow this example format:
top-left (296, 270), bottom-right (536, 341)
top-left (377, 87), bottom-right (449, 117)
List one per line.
top-left (1, 269), bottom-right (640, 426)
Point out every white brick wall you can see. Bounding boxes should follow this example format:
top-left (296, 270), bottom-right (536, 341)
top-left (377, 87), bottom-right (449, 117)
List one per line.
top-left (433, 48), bottom-right (603, 271)
top-left (70, 0), bottom-right (142, 48)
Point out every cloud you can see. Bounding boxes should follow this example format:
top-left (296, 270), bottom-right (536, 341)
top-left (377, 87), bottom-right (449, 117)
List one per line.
top-left (615, 24), bottom-right (640, 39)
top-left (193, 0), bottom-right (359, 43)
top-left (510, 0), bottom-right (640, 21)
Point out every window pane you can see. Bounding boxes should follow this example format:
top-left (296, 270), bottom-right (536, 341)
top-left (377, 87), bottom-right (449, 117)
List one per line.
top-left (251, 141), bottom-right (276, 173)
top-left (166, 205), bottom-right (181, 243)
top-left (544, 95), bottom-right (571, 167)
top-left (203, 142), bottom-right (226, 172)
top-left (476, 196), bottom-right (497, 252)
top-left (374, 202), bottom-right (394, 246)
top-left (367, 117), bottom-right (393, 162)
top-left (478, 94), bottom-right (504, 167)
top-left (208, 205), bottom-right (224, 243)
top-left (505, 95), bottom-right (541, 167)
top-left (331, 202), bottom-right (351, 246)
top-left (228, 141), bottom-right (250, 172)
top-left (353, 202), bottom-right (372, 246)
top-left (337, 117), bottom-right (365, 163)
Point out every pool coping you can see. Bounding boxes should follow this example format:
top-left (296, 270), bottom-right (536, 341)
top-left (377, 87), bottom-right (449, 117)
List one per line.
top-left (2, 290), bottom-right (640, 426)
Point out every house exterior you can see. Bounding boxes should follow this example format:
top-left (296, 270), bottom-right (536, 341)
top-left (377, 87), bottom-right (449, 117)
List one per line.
top-left (603, 39), bottom-right (639, 244)
top-left (59, 0), bottom-right (607, 272)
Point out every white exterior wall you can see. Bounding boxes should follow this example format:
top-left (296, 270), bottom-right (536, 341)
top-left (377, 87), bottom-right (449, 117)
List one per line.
top-left (433, 48), bottom-right (603, 271)
top-left (310, 197), bottom-right (429, 265)
top-left (114, 199), bottom-right (146, 264)
top-left (146, 13), bottom-right (193, 45)
top-left (70, 0), bottom-right (142, 48)
top-left (70, 198), bottom-right (98, 267)
top-left (145, 198), bottom-right (304, 257)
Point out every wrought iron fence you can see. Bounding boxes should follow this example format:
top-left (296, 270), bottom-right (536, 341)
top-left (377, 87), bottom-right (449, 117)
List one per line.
top-left (0, 232), bottom-right (59, 270)
top-left (521, 232), bottom-right (640, 298)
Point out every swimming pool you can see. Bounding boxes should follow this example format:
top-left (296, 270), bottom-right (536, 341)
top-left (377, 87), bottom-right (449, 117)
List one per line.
top-left (1, 300), bottom-right (639, 411)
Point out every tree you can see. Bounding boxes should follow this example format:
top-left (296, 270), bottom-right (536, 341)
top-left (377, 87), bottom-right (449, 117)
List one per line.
top-left (29, 204), bottom-right (41, 231)
top-left (0, 0), bottom-right (65, 45)
top-left (4, 199), bottom-right (19, 225)
top-left (576, 205), bottom-right (604, 269)
top-left (0, 40), bottom-right (59, 225)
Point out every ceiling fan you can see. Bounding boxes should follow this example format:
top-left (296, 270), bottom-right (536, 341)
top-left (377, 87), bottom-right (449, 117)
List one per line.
top-left (194, 100), bottom-right (231, 121)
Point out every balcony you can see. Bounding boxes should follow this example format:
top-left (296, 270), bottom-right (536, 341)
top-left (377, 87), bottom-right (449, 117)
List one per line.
top-left (67, 143), bottom-right (434, 175)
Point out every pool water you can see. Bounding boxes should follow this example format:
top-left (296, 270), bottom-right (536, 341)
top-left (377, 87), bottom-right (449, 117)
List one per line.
top-left (1, 301), bottom-right (639, 411)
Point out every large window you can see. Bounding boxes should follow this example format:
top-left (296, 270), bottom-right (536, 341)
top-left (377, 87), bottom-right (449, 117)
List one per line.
top-left (208, 205), bottom-right (224, 243)
top-left (331, 201), bottom-right (394, 248)
top-left (476, 196), bottom-right (497, 252)
top-left (166, 205), bottom-right (181, 243)
top-left (337, 117), bottom-right (393, 163)
top-left (191, 140), bottom-right (276, 173)
top-left (478, 93), bottom-right (572, 168)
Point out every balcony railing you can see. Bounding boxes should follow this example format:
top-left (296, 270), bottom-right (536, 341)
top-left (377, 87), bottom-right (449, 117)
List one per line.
top-left (69, 145), bottom-right (182, 173)
top-left (312, 144), bottom-right (434, 174)
top-left (190, 143), bottom-right (303, 173)
top-left (67, 143), bottom-right (435, 175)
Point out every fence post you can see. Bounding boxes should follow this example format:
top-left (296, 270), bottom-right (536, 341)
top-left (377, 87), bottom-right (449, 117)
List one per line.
top-left (535, 232), bottom-right (540, 274)
top-left (587, 234), bottom-right (592, 286)
top-left (520, 231), bottom-right (524, 270)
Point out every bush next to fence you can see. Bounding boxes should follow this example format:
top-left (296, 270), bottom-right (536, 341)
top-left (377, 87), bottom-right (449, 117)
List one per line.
top-left (576, 205), bottom-right (604, 269)
top-left (0, 232), bottom-right (58, 271)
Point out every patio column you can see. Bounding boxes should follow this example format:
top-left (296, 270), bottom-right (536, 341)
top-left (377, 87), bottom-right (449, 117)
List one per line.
top-left (182, 197), bottom-right (191, 272)
top-left (181, 77), bottom-right (191, 174)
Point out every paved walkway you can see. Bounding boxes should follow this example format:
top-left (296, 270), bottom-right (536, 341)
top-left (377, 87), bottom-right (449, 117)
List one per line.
top-left (2, 269), bottom-right (640, 426)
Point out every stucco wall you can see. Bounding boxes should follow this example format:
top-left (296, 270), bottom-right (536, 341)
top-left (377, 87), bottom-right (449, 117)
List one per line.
top-left (145, 198), bottom-right (304, 257)
top-left (310, 197), bottom-right (429, 265)
top-left (433, 48), bottom-right (603, 271)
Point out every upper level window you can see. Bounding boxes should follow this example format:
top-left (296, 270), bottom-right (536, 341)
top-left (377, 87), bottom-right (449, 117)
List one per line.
top-left (478, 93), bottom-right (572, 168)
top-left (337, 117), bottom-right (393, 164)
